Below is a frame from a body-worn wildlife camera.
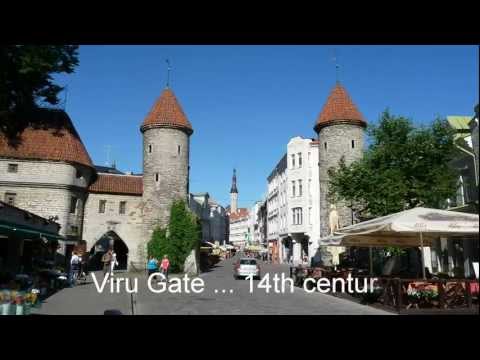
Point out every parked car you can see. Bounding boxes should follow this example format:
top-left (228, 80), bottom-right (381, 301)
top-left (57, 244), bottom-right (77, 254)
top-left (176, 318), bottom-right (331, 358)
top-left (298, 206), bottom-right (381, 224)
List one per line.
top-left (234, 258), bottom-right (260, 280)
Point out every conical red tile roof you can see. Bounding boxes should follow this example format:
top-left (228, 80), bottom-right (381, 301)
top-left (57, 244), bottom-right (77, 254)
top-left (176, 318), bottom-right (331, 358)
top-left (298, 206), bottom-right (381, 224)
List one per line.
top-left (0, 109), bottom-right (94, 169)
top-left (140, 88), bottom-right (193, 135)
top-left (314, 83), bottom-right (366, 132)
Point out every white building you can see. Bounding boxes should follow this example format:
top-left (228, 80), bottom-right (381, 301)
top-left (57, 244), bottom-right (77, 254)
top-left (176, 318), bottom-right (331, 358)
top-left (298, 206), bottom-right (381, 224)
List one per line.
top-left (265, 137), bottom-right (320, 265)
top-left (228, 208), bottom-right (250, 248)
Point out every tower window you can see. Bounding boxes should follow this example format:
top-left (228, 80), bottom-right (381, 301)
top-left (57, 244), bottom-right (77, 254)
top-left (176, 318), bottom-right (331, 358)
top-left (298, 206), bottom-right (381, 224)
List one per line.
top-left (155, 173), bottom-right (159, 182)
top-left (298, 153), bottom-right (302, 168)
top-left (292, 181), bottom-right (296, 197)
top-left (7, 164), bottom-right (18, 173)
top-left (324, 142), bottom-right (327, 150)
top-left (148, 145), bottom-right (152, 153)
top-left (70, 197), bottom-right (78, 214)
top-left (291, 154), bottom-right (295, 168)
top-left (178, 145), bottom-right (181, 155)
top-left (352, 140), bottom-right (355, 149)
top-left (298, 180), bottom-right (303, 197)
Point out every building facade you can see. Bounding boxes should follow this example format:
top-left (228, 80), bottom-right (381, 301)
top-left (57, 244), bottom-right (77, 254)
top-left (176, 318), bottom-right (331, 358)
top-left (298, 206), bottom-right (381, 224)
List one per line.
top-left (0, 86), bottom-right (207, 270)
top-left (262, 83), bottom-right (367, 265)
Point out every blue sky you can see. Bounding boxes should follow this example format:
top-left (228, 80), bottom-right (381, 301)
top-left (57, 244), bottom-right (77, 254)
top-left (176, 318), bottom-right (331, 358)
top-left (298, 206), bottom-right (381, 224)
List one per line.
top-left (55, 45), bottom-right (479, 209)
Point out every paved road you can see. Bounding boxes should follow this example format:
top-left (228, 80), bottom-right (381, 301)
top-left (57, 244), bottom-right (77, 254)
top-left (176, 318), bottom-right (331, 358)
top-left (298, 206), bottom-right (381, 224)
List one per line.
top-left (31, 255), bottom-right (391, 315)
top-left (135, 255), bottom-right (390, 315)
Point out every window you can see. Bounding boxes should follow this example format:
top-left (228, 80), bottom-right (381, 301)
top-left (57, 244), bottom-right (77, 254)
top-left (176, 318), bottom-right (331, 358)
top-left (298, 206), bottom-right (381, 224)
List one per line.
top-left (69, 226), bottom-right (79, 235)
top-left (351, 140), bottom-right (355, 149)
top-left (119, 201), bottom-right (126, 215)
top-left (99, 200), bottom-right (106, 213)
top-left (70, 197), bottom-right (78, 214)
top-left (4, 192), bottom-right (16, 206)
top-left (148, 144), bottom-right (152, 153)
top-left (298, 153), bottom-right (302, 168)
top-left (291, 154), bottom-right (295, 168)
top-left (76, 169), bottom-right (82, 179)
top-left (178, 145), bottom-right (181, 155)
top-left (292, 181), bottom-right (296, 197)
top-left (324, 142), bottom-right (327, 150)
top-left (7, 164), bottom-right (18, 173)
top-left (298, 180), bottom-right (302, 197)
top-left (155, 173), bottom-right (159, 182)
top-left (308, 152), bottom-right (311, 167)
top-left (292, 207), bottom-right (303, 225)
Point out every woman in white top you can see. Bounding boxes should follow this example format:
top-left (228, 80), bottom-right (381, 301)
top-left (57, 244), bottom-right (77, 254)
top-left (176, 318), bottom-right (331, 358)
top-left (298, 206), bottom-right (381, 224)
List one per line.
top-left (110, 251), bottom-right (119, 275)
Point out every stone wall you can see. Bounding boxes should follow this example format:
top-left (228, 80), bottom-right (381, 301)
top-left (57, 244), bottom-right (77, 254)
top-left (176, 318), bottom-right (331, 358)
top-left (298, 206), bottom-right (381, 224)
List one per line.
top-left (142, 127), bottom-right (190, 243)
top-left (82, 192), bottom-right (144, 269)
top-left (317, 124), bottom-right (365, 237)
top-left (0, 159), bottom-right (93, 244)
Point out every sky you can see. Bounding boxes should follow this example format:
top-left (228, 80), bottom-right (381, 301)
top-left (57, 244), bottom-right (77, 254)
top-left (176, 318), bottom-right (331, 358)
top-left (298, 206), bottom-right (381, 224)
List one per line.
top-left (55, 45), bottom-right (479, 209)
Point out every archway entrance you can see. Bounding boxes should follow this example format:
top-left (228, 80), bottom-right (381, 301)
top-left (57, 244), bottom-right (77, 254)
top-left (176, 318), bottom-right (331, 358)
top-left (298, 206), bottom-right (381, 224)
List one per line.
top-left (89, 231), bottom-right (129, 271)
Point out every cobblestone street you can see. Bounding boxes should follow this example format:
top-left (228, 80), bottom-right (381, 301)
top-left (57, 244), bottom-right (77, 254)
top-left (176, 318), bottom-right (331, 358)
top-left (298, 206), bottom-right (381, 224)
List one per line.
top-left (32, 255), bottom-right (391, 315)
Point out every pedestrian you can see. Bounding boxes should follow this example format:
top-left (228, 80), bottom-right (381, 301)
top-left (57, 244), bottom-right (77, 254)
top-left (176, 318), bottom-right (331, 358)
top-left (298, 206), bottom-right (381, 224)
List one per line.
top-left (160, 255), bottom-right (170, 282)
top-left (110, 250), bottom-right (119, 276)
top-left (69, 251), bottom-right (81, 286)
top-left (102, 249), bottom-right (113, 281)
top-left (147, 255), bottom-right (159, 280)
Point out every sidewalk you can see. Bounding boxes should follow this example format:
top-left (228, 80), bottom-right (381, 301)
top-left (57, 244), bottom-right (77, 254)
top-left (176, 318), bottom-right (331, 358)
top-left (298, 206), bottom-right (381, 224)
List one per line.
top-left (30, 271), bottom-right (133, 315)
top-left (29, 271), bottom-right (192, 315)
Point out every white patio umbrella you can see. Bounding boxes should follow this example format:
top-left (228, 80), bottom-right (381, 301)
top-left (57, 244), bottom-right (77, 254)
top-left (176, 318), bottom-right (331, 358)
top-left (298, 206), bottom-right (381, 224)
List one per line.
top-left (319, 207), bottom-right (479, 279)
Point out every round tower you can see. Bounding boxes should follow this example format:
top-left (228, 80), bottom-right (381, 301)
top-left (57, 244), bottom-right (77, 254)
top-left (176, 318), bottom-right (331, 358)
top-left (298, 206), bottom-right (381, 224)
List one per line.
top-left (314, 83), bottom-right (367, 238)
top-left (140, 87), bottom-right (193, 241)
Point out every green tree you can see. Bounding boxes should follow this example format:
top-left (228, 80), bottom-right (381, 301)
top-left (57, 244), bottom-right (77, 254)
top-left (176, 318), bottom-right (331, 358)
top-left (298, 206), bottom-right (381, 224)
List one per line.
top-left (147, 226), bottom-right (169, 262)
top-left (328, 110), bottom-right (459, 220)
top-left (147, 200), bottom-right (202, 273)
top-left (0, 45), bottom-right (79, 136)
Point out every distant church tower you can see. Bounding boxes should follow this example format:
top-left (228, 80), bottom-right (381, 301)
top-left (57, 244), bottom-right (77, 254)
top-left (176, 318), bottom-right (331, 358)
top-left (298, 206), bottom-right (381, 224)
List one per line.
top-left (140, 85), bottom-right (193, 241)
top-left (314, 83), bottom-right (367, 237)
top-left (230, 168), bottom-right (238, 213)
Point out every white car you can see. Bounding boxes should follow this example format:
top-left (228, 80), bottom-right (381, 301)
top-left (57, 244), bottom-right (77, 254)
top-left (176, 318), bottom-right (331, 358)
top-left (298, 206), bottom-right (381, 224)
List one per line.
top-left (234, 258), bottom-right (261, 280)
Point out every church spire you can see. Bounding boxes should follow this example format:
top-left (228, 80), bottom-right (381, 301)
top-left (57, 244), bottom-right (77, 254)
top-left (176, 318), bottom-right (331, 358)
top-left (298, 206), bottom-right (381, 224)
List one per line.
top-left (230, 168), bottom-right (238, 193)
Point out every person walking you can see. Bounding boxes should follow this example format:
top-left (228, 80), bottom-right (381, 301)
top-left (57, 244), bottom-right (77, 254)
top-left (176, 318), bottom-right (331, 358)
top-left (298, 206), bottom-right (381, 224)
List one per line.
top-left (110, 250), bottom-right (118, 276)
top-left (147, 256), bottom-right (159, 280)
top-left (160, 255), bottom-right (170, 282)
top-left (69, 251), bottom-right (81, 286)
top-left (102, 249), bottom-right (113, 281)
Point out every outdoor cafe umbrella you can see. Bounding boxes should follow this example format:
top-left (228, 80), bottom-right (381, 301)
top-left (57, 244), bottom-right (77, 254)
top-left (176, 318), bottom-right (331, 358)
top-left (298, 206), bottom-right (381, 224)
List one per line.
top-left (319, 207), bottom-right (479, 279)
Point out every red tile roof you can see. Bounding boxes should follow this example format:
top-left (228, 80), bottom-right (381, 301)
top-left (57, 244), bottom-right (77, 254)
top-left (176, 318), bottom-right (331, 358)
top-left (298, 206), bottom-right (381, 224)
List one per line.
top-left (140, 88), bottom-right (193, 135)
top-left (314, 83), bottom-right (366, 132)
top-left (229, 208), bottom-right (249, 221)
top-left (89, 174), bottom-right (143, 195)
top-left (0, 109), bottom-right (94, 169)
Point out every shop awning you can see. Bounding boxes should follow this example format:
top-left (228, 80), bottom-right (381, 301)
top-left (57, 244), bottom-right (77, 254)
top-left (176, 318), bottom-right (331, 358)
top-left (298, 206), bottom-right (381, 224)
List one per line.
top-left (319, 207), bottom-right (479, 248)
top-left (0, 220), bottom-right (65, 242)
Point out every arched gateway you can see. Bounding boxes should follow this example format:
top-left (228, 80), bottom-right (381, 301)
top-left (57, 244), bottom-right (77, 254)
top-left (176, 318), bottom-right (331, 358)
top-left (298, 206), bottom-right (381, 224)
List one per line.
top-left (89, 231), bottom-right (129, 271)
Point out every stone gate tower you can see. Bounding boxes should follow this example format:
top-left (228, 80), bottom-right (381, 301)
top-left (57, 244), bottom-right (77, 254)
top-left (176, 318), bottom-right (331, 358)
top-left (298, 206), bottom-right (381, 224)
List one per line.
top-left (314, 83), bottom-right (367, 238)
top-left (140, 87), bottom-right (193, 243)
